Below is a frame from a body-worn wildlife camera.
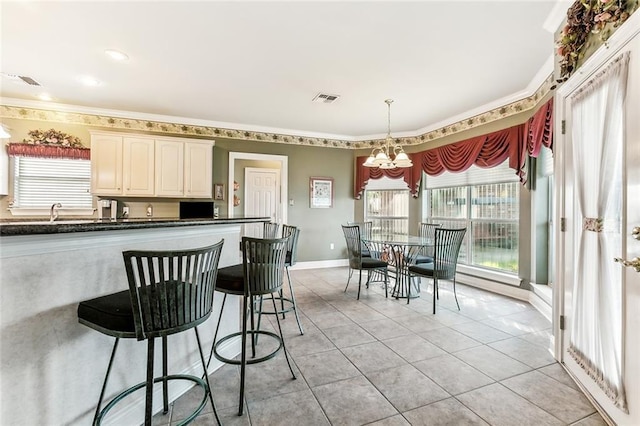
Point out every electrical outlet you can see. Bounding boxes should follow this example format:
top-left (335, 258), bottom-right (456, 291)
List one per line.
top-left (330, 243), bottom-right (334, 250)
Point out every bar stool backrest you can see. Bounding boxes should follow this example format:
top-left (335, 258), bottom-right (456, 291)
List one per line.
top-left (342, 224), bottom-right (364, 269)
top-left (242, 236), bottom-right (289, 296)
top-left (263, 222), bottom-right (280, 239)
top-left (433, 228), bottom-right (467, 280)
top-left (123, 240), bottom-right (224, 341)
top-left (281, 225), bottom-right (300, 266)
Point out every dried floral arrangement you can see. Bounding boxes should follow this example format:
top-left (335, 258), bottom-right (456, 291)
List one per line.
top-left (22, 128), bottom-right (84, 147)
top-left (556, 0), bottom-right (633, 83)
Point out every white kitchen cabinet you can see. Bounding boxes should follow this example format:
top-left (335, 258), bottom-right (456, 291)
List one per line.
top-left (123, 137), bottom-right (154, 196)
top-left (91, 131), bottom-right (213, 198)
top-left (155, 139), bottom-right (184, 197)
top-left (91, 133), bottom-right (123, 195)
top-left (184, 142), bottom-right (213, 198)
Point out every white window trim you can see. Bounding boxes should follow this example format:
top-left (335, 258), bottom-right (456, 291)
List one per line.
top-left (9, 207), bottom-right (96, 217)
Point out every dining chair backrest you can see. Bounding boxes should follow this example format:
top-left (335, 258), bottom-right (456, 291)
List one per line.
top-left (263, 222), bottom-right (280, 239)
top-left (281, 224), bottom-right (300, 266)
top-left (419, 222), bottom-right (441, 257)
top-left (433, 228), bottom-right (467, 280)
top-left (347, 221), bottom-right (372, 239)
top-left (342, 224), bottom-right (364, 269)
top-left (242, 236), bottom-right (289, 296)
top-left (418, 222), bottom-right (441, 240)
top-left (122, 240), bottom-right (224, 341)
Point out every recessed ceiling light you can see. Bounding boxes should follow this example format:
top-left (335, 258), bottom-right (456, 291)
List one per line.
top-left (79, 76), bottom-right (101, 87)
top-left (37, 93), bottom-right (53, 101)
top-left (104, 49), bottom-right (129, 61)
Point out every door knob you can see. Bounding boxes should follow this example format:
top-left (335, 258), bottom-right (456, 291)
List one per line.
top-left (614, 257), bottom-right (640, 272)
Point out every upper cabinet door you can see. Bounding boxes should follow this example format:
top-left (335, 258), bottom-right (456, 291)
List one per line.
top-left (91, 134), bottom-right (123, 195)
top-left (184, 142), bottom-right (212, 198)
top-left (155, 139), bottom-right (184, 197)
top-left (123, 137), bottom-right (154, 196)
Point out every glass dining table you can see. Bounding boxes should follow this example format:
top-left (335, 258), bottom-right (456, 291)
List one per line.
top-left (361, 233), bottom-right (433, 301)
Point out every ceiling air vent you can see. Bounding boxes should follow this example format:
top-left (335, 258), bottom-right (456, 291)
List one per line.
top-left (312, 93), bottom-right (340, 104)
top-left (1, 73), bottom-right (42, 86)
top-left (19, 76), bottom-right (41, 86)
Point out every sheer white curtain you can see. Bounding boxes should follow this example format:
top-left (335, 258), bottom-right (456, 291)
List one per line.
top-left (569, 52), bottom-right (629, 412)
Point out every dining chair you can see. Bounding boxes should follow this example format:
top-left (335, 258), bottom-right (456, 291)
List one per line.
top-left (209, 236), bottom-right (296, 416)
top-left (346, 221), bottom-right (373, 283)
top-left (77, 241), bottom-right (224, 426)
top-left (415, 222), bottom-right (441, 264)
top-left (408, 228), bottom-right (466, 314)
top-left (341, 224), bottom-right (389, 300)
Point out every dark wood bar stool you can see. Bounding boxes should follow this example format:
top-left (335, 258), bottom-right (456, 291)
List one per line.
top-left (209, 236), bottom-right (296, 416)
top-left (77, 241), bottom-right (224, 426)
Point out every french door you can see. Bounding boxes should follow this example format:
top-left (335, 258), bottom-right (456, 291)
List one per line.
top-left (556, 19), bottom-right (640, 425)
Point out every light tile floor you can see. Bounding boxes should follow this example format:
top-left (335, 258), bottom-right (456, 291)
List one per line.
top-left (155, 267), bottom-right (605, 426)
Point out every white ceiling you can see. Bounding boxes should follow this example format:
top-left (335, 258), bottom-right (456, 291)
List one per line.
top-left (0, 1), bottom-right (563, 141)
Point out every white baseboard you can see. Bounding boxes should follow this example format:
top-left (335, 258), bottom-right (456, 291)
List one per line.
top-left (104, 337), bottom-right (241, 426)
top-left (528, 290), bottom-right (552, 321)
top-left (290, 258), bottom-right (349, 270)
top-left (456, 273), bottom-right (530, 301)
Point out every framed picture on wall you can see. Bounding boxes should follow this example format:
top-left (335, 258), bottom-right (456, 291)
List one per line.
top-left (309, 177), bottom-right (333, 208)
top-left (214, 183), bottom-right (224, 201)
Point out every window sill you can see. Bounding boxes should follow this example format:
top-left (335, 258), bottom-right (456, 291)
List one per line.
top-left (8, 207), bottom-right (96, 217)
top-left (456, 264), bottom-right (521, 287)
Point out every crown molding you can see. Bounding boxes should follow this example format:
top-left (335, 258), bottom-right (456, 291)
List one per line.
top-left (1, 72), bottom-right (554, 150)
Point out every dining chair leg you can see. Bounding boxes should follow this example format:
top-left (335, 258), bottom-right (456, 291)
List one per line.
top-left (345, 268), bottom-right (354, 292)
top-left (383, 269), bottom-right (389, 298)
top-left (432, 278), bottom-right (438, 314)
top-left (406, 273), bottom-right (411, 305)
top-left (453, 278), bottom-right (460, 310)
top-left (357, 270), bottom-right (363, 300)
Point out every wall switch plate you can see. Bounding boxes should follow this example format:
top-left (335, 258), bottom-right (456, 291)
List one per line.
top-left (289, 199), bottom-right (294, 206)
top-left (330, 243), bottom-right (334, 250)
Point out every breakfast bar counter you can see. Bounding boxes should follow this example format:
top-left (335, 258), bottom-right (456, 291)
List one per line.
top-left (0, 217), bottom-right (266, 425)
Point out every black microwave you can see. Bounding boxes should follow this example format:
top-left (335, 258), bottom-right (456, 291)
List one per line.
top-left (179, 201), bottom-right (215, 219)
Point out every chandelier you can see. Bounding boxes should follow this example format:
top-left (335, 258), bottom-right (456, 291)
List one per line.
top-left (363, 99), bottom-right (412, 169)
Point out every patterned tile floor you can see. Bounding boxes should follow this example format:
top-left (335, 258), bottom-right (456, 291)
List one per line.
top-left (154, 267), bottom-right (605, 426)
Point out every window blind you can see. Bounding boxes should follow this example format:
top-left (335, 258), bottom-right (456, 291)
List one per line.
top-left (14, 157), bottom-right (92, 208)
top-left (424, 159), bottom-right (518, 189)
top-left (539, 146), bottom-right (554, 177)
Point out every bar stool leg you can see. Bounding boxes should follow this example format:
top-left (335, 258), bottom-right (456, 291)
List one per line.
top-left (195, 327), bottom-right (221, 426)
top-left (93, 338), bottom-right (120, 425)
top-left (238, 295), bottom-right (249, 416)
top-left (207, 294), bottom-right (227, 370)
top-left (270, 295), bottom-right (296, 379)
top-left (162, 336), bottom-right (168, 414)
top-left (145, 338), bottom-right (155, 426)
top-left (286, 267), bottom-right (304, 335)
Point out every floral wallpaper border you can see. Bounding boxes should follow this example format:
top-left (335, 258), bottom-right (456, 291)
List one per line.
top-left (0, 74), bottom-right (553, 150)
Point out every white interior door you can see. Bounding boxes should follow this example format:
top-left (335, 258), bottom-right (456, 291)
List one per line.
top-left (558, 27), bottom-right (640, 425)
top-left (244, 167), bottom-right (281, 237)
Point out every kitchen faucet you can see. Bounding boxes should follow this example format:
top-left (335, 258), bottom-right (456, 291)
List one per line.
top-left (50, 203), bottom-right (62, 222)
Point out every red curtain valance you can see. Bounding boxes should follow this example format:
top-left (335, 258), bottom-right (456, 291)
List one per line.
top-left (354, 98), bottom-right (553, 199)
top-left (354, 157), bottom-right (418, 199)
top-left (6, 143), bottom-right (91, 160)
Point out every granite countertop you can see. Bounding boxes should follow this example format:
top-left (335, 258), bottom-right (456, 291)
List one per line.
top-left (0, 216), bottom-right (269, 237)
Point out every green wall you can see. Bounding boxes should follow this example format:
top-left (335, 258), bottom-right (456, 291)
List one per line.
top-left (212, 137), bottom-right (354, 262)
